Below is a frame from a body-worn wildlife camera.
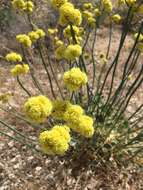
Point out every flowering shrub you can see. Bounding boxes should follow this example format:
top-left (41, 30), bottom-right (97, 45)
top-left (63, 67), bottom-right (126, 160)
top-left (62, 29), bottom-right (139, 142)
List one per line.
top-left (0, 0), bottom-right (143, 170)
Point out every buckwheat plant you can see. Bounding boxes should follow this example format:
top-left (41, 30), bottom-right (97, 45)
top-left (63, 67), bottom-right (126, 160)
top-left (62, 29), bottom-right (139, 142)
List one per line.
top-left (0, 0), bottom-right (143, 171)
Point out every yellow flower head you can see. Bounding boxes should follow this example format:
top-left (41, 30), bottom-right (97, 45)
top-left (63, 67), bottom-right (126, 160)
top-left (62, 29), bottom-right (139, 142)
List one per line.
top-left (63, 25), bottom-right (80, 38)
top-left (51, 0), bottom-right (68, 8)
top-left (48, 28), bottom-right (58, 36)
top-left (5, 52), bottom-right (22, 62)
top-left (75, 36), bottom-right (83, 44)
top-left (111, 14), bottom-right (122, 24)
top-left (11, 64), bottom-right (29, 76)
top-left (102, 0), bottom-right (113, 12)
top-left (64, 44), bottom-right (82, 60)
top-left (24, 95), bottom-right (52, 123)
top-left (23, 1), bottom-right (34, 12)
top-left (59, 3), bottom-right (82, 26)
top-left (118, 0), bottom-right (125, 6)
top-left (137, 42), bottom-right (143, 52)
top-left (83, 3), bottom-right (93, 10)
top-left (126, 0), bottom-right (136, 6)
top-left (12, 0), bottom-right (25, 10)
top-left (69, 115), bottom-right (94, 138)
top-left (134, 33), bottom-right (143, 42)
top-left (94, 8), bottom-right (101, 17)
top-left (28, 31), bottom-right (39, 42)
top-left (83, 10), bottom-right (94, 19)
top-left (39, 127), bottom-right (70, 155)
top-left (63, 67), bottom-right (88, 91)
top-left (36, 29), bottom-right (46, 38)
top-left (52, 99), bottom-right (71, 120)
top-left (63, 104), bottom-right (84, 123)
top-left (55, 40), bottom-right (64, 47)
top-left (52, 125), bottom-right (71, 142)
top-left (55, 44), bottom-right (66, 60)
top-left (87, 17), bottom-right (96, 28)
top-left (16, 34), bottom-right (32, 47)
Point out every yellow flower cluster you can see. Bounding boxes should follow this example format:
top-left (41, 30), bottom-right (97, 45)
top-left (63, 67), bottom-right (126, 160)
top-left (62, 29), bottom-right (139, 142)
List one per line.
top-left (52, 99), bottom-right (71, 120)
top-left (48, 28), bottom-right (58, 36)
top-left (55, 44), bottom-right (82, 60)
top-left (63, 25), bottom-right (80, 38)
top-left (63, 67), bottom-right (87, 91)
top-left (64, 104), bottom-right (84, 123)
top-left (111, 14), bottom-right (122, 24)
top-left (83, 3), bottom-right (93, 10)
top-left (64, 44), bottom-right (82, 60)
top-left (63, 25), bottom-right (83, 44)
top-left (16, 34), bottom-right (32, 47)
top-left (28, 29), bottom-right (45, 42)
top-left (12, 0), bottom-right (25, 9)
top-left (83, 10), bottom-right (94, 19)
top-left (134, 33), bottom-right (143, 42)
top-left (51, 0), bottom-right (67, 8)
top-left (137, 43), bottom-right (143, 52)
top-left (69, 115), bottom-right (94, 138)
top-left (5, 52), bottom-right (22, 62)
top-left (24, 95), bottom-right (53, 123)
top-left (55, 44), bottom-right (66, 60)
top-left (118, 0), bottom-right (125, 6)
top-left (94, 8), bottom-right (101, 17)
top-left (102, 0), bottom-right (113, 13)
top-left (51, 100), bottom-right (95, 138)
top-left (39, 125), bottom-right (70, 155)
top-left (83, 10), bottom-right (96, 28)
top-left (59, 2), bottom-right (82, 26)
top-left (11, 64), bottom-right (29, 76)
top-left (54, 39), bottom-right (64, 47)
top-left (12, 0), bottom-right (34, 12)
top-left (134, 33), bottom-right (143, 52)
top-left (126, 0), bottom-right (136, 6)
top-left (16, 29), bottom-right (45, 46)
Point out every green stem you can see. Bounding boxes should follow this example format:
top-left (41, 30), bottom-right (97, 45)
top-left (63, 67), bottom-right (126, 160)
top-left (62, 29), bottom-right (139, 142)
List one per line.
top-left (106, 22), bottom-right (112, 59)
top-left (17, 76), bottom-right (31, 97)
top-left (0, 130), bottom-right (39, 153)
top-left (0, 119), bottom-right (35, 142)
top-left (37, 42), bottom-right (56, 99)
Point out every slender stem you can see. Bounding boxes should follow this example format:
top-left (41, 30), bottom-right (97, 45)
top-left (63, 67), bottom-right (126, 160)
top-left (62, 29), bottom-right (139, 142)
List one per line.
top-left (0, 106), bottom-right (39, 129)
top-left (128, 103), bottom-right (143, 121)
top-left (37, 42), bottom-right (56, 99)
top-left (99, 7), bottom-right (133, 98)
top-left (106, 22), bottom-right (112, 59)
top-left (0, 119), bottom-right (35, 142)
top-left (91, 28), bottom-right (97, 88)
top-left (21, 45), bottom-right (44, 94)
top-left (0, 130), bottom-right (39, 153)
top-left (47, 53), bottom-right (65, 99)
top-left (17, 76), bottom-right (31, 97)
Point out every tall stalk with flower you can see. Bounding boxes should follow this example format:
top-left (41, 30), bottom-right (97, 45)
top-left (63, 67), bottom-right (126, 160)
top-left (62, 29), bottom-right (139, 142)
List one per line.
top-left (0, 0), bottom-right (143, 169)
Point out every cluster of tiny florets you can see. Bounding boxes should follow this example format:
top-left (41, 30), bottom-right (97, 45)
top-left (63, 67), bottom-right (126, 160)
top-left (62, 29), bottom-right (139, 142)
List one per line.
top-left (12, 0), bottom-right (34, 12)
top-left (16, 29), bottom-right (45, 47)
top-left (59, 2), bottom-right (82, 26)
top-left (5, 52), bottom-right (22, 62)
top-left (39, 125), bottom-right (71, 155)
top-left (63, 67), bottom-right (88, 91)
top-left (11, 64), bottom-right (29, 76)
top-left (24, 96), bottom-right (53, 123)
top-left (51, 100), bottom-right (95, 138)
